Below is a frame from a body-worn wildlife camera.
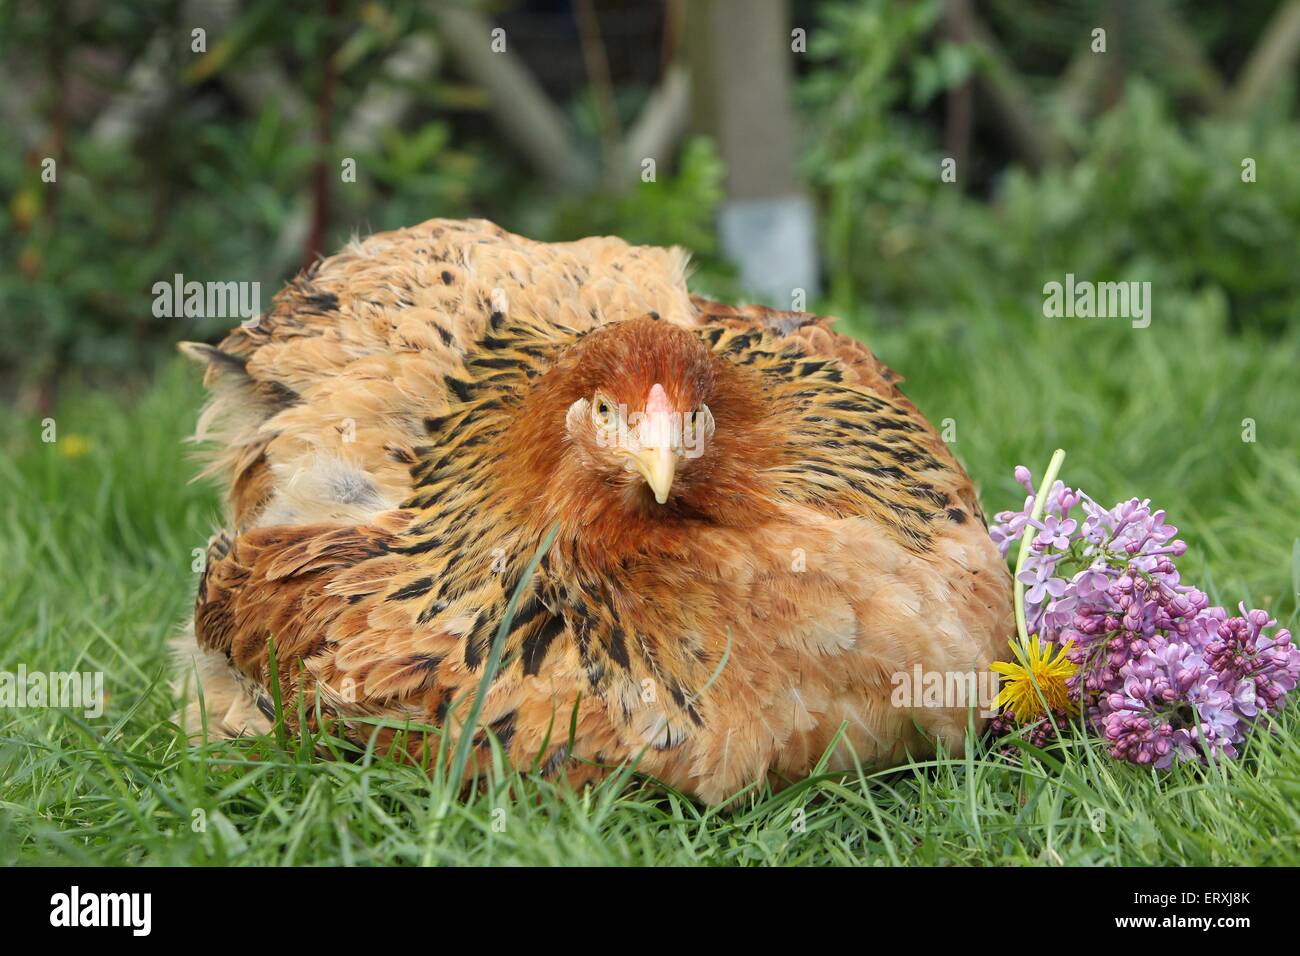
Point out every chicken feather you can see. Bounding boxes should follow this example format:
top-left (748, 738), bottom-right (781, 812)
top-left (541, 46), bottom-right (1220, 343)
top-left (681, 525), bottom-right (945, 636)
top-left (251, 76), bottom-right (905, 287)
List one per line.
top-left (174, 217), bottom-right (1011, 804)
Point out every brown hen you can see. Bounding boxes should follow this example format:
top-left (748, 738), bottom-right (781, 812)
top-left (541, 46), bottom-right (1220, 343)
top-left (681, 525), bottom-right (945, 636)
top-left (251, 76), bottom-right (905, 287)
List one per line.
top-left (175, 218), bottom-right (1011, 804)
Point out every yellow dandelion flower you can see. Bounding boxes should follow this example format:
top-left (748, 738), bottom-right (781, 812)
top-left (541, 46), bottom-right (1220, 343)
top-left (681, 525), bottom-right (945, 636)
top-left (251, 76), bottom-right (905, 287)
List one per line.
top-left (59, 434), bottom-right (91, 459)
top-left (991, 638), bottom-right (1077, 722)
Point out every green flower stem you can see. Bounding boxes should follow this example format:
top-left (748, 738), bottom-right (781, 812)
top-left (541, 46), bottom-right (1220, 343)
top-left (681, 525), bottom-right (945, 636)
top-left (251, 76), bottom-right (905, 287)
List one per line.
top-left (1014, 447), bottom-right (1066, 651)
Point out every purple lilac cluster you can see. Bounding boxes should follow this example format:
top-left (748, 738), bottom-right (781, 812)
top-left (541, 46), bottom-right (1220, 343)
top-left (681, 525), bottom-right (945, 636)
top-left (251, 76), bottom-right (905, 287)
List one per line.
top-left (990, 467), bottom-right (1299, 767)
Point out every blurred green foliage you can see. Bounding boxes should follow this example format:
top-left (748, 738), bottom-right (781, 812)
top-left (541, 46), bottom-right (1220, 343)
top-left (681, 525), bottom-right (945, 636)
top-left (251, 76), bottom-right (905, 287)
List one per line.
top-left (990, 90), bottom-right (1300, 332)
top-left (801, 0), bottom-right (1300, 333)
top-left (801, 0), bottom-right (973, 309)
top-left (1, 0), bottom-right (1296, 396)
top-left (537, 138), bottom-right (726, 256)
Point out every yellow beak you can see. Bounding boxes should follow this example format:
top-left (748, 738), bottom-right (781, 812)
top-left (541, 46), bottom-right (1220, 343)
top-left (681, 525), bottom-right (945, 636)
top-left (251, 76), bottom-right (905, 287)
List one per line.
top-left (628, 445), bottom-right (677, 504)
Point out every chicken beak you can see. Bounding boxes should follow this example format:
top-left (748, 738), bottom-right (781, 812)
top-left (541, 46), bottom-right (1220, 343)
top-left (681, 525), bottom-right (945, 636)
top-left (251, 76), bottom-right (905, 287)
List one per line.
top-left (630, 383), bottom-right (679, 503)
top-left (629, 445), bottom-right (677, 504)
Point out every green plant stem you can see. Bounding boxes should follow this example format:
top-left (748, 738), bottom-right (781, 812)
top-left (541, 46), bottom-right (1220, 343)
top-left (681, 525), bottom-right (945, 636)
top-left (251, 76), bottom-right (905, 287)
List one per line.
top-left (1014, 448), bottom-right (1066, 650)
top-left (438, 521), bottom-right (562, 818)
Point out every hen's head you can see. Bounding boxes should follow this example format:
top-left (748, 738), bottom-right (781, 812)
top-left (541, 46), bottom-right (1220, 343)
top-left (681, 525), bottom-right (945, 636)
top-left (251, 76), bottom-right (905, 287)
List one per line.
top-left (562, 318), bottom-right (718, 505)
top-left (520, 316), bottom-right (776, 526)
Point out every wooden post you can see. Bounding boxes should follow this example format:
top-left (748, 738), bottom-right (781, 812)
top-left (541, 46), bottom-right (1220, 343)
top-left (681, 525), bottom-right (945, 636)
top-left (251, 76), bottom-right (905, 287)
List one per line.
top-left (687, 0), bottom-right (819, 303)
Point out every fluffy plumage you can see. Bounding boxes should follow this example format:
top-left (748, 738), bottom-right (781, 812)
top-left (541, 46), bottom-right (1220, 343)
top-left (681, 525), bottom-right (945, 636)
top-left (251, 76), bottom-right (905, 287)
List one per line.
top-left (175, 217), bottom-right (1011, 804)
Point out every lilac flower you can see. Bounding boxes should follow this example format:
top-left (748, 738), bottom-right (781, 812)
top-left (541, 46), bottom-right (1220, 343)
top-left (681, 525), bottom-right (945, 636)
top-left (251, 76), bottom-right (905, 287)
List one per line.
top-left (1079, 498), bottom-right (1114, 547)
top-left (1043, 480), bottom-right (1080, 517)
top-left (986, 707), bottom-right (1068, 757)
top-left (1017, 553), bottom-right (1069, 607)
top-left (987, 464), bottom-right (1298, 768)
top-left (1203, 606), bottom-right (1299, 717)
top-left (1073, 566), bottom-right (1112, 600)
top-left (1101, 701), bottom-right (1175, 767)
top-left (1014, 465), bottom-right (1034, 494)
top-left (1033, 514), bottom-right (1077, 551)
top-left (1171, 677), bottom-right (1239, 764)
top-left (990, 495), bottom-right (1034, 558)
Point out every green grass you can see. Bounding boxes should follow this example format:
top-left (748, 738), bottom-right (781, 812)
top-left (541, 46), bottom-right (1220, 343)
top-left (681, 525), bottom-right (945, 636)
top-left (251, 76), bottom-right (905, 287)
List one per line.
top-left (2, 296), bottom-right (1298, 866)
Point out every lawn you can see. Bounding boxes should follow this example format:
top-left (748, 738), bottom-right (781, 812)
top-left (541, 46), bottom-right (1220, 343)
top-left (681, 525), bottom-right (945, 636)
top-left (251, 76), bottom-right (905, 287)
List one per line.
top-left (2, 294), bottom-right (1298, 866)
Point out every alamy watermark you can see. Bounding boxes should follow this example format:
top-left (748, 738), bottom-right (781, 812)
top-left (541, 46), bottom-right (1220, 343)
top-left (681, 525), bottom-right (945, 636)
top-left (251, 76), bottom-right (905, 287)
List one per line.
top-left (1, 665), bottom-right (104, 718)
top-left (50, 886), bottom-right (150, 936)
top-left (152, 273), bottom-right (260, 322)
top-left (890, 665), bottom-right (1000, 718)
top-left (1043, 273), bottom-right (1151, 329)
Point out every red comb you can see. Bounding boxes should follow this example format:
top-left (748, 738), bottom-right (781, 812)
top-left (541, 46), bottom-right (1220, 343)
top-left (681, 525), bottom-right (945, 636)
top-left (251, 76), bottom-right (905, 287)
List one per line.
top-left (646, 383), bottom-right (673, 415)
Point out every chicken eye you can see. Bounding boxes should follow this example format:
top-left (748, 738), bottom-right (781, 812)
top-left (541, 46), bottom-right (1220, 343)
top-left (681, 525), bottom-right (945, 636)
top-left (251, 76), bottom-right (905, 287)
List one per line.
top-left (592, 396), bottom-right (616, 428)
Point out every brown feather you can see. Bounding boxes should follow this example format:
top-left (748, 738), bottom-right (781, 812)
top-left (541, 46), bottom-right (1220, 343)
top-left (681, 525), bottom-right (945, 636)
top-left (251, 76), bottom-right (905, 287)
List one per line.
top-left (176, 218), bottom-right (1012, 804)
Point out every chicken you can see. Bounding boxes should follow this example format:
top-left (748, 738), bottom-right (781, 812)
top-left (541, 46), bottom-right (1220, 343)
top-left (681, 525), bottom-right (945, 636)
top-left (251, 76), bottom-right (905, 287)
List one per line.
top-left (174, 217), bottom-right (1011, 805)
